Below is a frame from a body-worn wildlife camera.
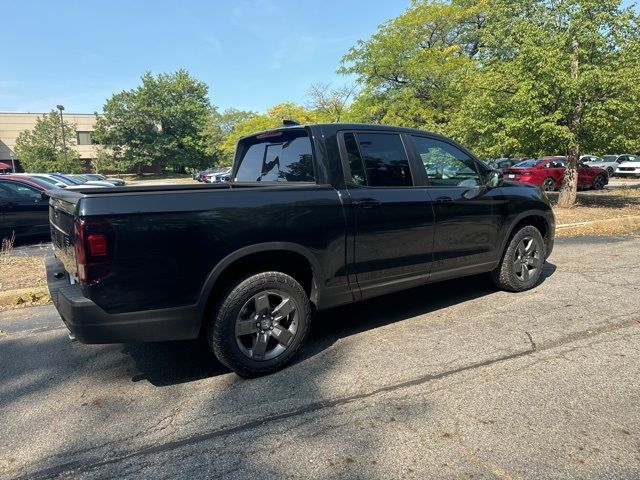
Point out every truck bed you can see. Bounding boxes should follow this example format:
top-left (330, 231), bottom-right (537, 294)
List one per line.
top-left (47, 181), bottom-right (347, 315)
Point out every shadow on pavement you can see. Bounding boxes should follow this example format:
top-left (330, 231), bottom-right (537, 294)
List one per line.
top-left (122, 263), bottom-right (556, 387)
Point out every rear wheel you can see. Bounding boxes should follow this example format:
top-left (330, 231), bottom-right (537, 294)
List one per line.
top-left (606, 167), bottom-right (614, 177)
top-left (592, 174), bottom-right (606, 190)
top-left (208, 272), bottom-right (311, 377)
top-left (541, 177), bottom-right (556, 191)
top-left (492, 225), bottom-right (545, 292)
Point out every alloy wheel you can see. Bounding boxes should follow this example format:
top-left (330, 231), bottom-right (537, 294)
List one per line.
top-left (234, 290), bottom-right (299, 361)
top-left (593, 175), bottom-right (605, 190)
top-left (542, 178), bottom-right (555, 191)
top-left (513, 236), bottom-right (542, 282)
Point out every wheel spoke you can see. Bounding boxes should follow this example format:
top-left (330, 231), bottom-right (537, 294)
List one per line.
top-left (518, 239), bottom-right (527, 255)
top-left (530, 256), bottom-right (542, 268)
top-left (520, 264), bottom-right (530, 281)
top-left (254, 294), bottom-right (270, 315)
top-left (252, 332), bottom-right (270, 358)
top-left (524, 238), bottom-right (534, 254)
top-left (236, 320), bottom-right (258, 336)
top-left (272, 325), bottom-right (294, 347)
top-left (272, 297), bottom-right (295, 320)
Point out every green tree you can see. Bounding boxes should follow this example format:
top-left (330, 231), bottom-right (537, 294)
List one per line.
top-left (203, 108), bottom-right (256, 167)
top-left (340, 0), bottom-right (486, 130)
top-left (305, 82), bottom-right (356, 122)
top-left (14, 110), bottom-right (83, 173)
top-left (93, 70), bottom-right (213, 175)
top-left (464, 0), bottom-right (640, 207)
top-left (341, 0), bottom-right (640, 207)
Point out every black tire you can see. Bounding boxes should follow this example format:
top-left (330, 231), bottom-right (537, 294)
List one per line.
top-left (592, 174), bottom-right (606, 190)
top-left (606, 167), bottom-right (614, 177)
top-left (208, 272), bottom-right (311, 378)
top-left (491, 225), bottom-right (546, 292)
top-left (541, 177), bottom-right (556, 191)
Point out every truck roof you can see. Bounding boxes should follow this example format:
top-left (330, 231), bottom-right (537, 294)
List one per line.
top-left (238, 122), bottom-right (448, 142)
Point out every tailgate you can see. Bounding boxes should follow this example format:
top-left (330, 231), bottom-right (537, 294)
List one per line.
top-left (49, 193), bottom-right (81, 277)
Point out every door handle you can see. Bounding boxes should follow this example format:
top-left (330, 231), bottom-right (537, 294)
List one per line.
top-left (353, 198), bottom-right (382, 209)
top-left (435, 196), bottom-right (454, 204)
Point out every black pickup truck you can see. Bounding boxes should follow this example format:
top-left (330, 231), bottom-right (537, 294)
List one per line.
top-left (47, 123), bottom-right (555, 377)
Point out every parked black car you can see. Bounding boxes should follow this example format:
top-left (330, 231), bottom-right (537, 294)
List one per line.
top-left (46, 123), bottom-right (555, 377)
top-left (0, 178), bottom-right (50, 242)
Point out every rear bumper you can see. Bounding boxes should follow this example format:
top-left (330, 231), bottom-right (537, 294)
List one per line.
top-left (46, 255), bottom-right (202, 344)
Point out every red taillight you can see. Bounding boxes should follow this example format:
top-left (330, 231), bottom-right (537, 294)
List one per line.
top-left (74, 218), bottom-right (115, 286)
top-left (87, 234), bottom-right (107, 256)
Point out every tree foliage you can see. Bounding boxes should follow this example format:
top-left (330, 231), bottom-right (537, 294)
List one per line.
top-left (14, 110), bottom-right (83, 173)
top-left (341, 0), bottom-right (640, 206)
top-left (203, 108), bottom-right (256, 166)
top-left (93, 70), bottom-right (213, 174)
top-left (306, 83), bottom-right (356, 122)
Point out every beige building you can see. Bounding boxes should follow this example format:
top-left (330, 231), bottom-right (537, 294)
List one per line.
top-left (0, 112), bottom-right (98, 170)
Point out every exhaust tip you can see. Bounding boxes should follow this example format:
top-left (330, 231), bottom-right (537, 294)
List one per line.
top-left (68, 332), bottom-right (77, 342)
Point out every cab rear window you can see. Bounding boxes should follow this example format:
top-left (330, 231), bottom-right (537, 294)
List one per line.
top-left (234, 129), bottom-right (315, 182)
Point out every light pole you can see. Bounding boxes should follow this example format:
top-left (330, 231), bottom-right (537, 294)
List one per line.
top-left (56, 105), bottom-right (67, 162)
top-left (8, 150), bottom-right (16, 173)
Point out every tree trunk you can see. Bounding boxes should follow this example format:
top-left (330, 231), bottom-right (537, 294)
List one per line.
top-left (557, 146), bottom-right (579, 207)
top-left (557, 37), bottom-right (582, 208)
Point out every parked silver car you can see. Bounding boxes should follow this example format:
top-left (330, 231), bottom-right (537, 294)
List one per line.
top-left (581, 154), bottom-right (628, 177)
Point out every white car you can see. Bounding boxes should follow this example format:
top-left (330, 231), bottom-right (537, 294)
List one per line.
top-left (581, 154), bottom-right (627, 177)
top-left (615, 155), bottom-right (640, 177)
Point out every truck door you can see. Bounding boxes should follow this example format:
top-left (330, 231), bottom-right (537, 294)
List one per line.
top-left (407, 135), bottom-right (507, 276)
top-left (339, 131), bottom-right (435, 299)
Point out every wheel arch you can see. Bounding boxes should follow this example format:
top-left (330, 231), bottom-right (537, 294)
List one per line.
top-left (197, 242), bottom-right (323, 317)
top-left (500, 211), bottom-right (554, 260)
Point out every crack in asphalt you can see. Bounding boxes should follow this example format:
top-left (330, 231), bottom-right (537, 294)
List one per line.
top-left (14, 316), bottom-right (639, 480)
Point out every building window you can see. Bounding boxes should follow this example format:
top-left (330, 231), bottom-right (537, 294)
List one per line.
top-left (77, 131), bottom-right (94, 145)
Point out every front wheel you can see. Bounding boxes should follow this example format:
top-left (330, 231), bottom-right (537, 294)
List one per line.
top-left (492, 225), bottom-right (545, 292)
top-left (208, 272), bottom-right (311, 377)
top-left (606, 167), bottom-right (614, 177)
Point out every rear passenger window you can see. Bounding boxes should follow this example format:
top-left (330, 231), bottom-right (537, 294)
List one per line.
top-left (234, 129), bottom-right (314, 182)
top-left (346, 133), bottom-right (413, 187)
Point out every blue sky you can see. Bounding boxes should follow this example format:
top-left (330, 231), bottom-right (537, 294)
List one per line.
top-left (1, 0), bottom-right (410, 114)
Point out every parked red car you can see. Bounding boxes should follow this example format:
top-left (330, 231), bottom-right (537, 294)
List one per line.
top-left (502, 156), bottom-right (608, 191)
top-left (0, 174), bottom-right (55, 190)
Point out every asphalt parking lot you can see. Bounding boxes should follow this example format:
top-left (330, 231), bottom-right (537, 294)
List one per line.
top-left (1, 234), bottom-right (639, 479)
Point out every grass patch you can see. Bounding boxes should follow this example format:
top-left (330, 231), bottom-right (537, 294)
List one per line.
top-left (0, 241), bottom-right (49, 309)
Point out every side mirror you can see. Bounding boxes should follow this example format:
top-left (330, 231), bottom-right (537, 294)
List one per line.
top-left (40, 191), bottom-right (49, 202)
top-left (486, 169), bottom-right (503, 188)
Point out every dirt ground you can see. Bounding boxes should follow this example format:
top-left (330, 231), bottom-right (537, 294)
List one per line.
top-left (0, 255), bottom-right (49, 309)
top-left (550, 187), bottom-right (640, 235)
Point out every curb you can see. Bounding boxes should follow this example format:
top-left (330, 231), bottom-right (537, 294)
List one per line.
top-left (557, 215), bottom-right (640, 230)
